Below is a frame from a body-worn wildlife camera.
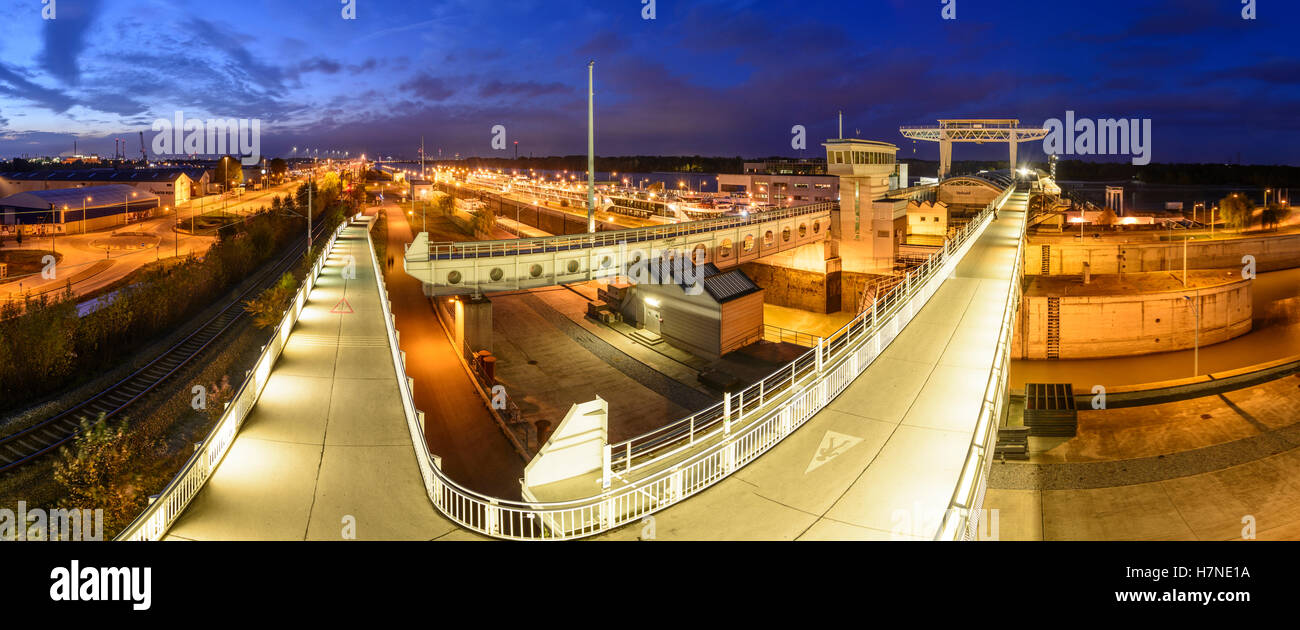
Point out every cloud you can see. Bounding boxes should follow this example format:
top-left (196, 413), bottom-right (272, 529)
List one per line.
top-left (299, 58), bottom-right (342, 75)
top-left (479, 80), bottom-right (571, 99)
top-left (0, 63), bottom-right (77, 113)
top-left (39, 0), bottom-right (102, 84)
top-left (399, 73), bottom-right (455, 101)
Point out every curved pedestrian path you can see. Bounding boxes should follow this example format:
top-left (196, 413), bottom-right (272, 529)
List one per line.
top-left (166, 219), bottom-right (479, 540)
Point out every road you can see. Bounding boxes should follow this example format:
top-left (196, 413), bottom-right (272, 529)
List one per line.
top-left (0, 178), bottom-right (306, 304)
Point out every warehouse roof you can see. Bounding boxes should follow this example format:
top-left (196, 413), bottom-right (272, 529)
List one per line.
top-left (0, 167), bottom-right (204, 183)
top-left (0, 185), bottom-right (161, 209)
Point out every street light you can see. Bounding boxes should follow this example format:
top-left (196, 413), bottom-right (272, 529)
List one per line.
top-left (1183, 293), bottom-right (1200, 377)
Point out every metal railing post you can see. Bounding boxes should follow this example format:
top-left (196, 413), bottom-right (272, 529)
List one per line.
top-left (723, 392), bottom-right (732, 436)
top-left (602, 444), bottom-right (612, 489)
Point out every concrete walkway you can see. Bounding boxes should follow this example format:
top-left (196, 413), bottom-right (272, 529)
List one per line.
top-left (380, 204), bottom-right (526, 499)
top-left (592, 197), bottom-right (1028, 540)
top-left (167, 220), bottom-right (469, 540)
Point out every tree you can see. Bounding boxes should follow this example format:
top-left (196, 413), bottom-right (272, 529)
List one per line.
top-left (433, 191), bottom-right (455, 216)
top-left (268, 158), bottom-right (288, 181)
top-left (1096, 207), bottom-right (1119, 227)
top-left (471, 205), bottom-right (495, 237)
top-left (214, 156), bottom-right (244, 190)
top-left (1218, 193), bottom-right (1255, 231)
top-left (1261, 203), bottom-right (1291, 231)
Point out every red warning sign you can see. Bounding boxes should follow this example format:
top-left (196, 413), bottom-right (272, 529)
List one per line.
top-left (330, 298), bottom-right (354, 314)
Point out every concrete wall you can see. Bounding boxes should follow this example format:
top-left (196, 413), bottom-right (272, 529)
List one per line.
top-left (1013, 278), bottom-right (1253, 359)
top-left (742, 262), bottom-right (833, 313)
top-left (742, 262), bottom-right (891, 314)
top-left (1026, 232), bottom-right (1300, 276)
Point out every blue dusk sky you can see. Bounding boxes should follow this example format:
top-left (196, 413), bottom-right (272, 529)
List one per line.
top-left (0, 0), bottom-right (1296, 164)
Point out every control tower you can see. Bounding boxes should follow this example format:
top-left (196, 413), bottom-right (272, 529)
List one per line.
top-left (899, 119), bottom-right (1048, 179)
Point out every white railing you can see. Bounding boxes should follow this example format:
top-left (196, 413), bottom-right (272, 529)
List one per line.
top-left (935, 191), bottom-right (1027, 541)
top-left (115, 218), bottom-right (354, 541)
top-left (424, 201), bottom-right (834, 260)
top-left (369, 185), bottom-right (1016, 540)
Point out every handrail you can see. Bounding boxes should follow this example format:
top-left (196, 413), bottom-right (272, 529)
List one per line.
top-left (934, 188), bottom-right (1026, 541)
top-left (422, 201), bottom-right (835, 260)
top-left (114, 217), bottom-right (354, 541)
top-left (362, 183), bottom-right (1016, 540)
top-left (122, 182), bottom-right (1017, 541)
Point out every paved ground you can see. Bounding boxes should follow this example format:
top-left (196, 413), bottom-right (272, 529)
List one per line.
top-left (764, 303), bottom-right (856, 339)
top-left (589, 196), bottom-right (1029, 540)
top-left (490, 288), bottom-right (699, 442)
top-left (987, 447), bottom-right (1300, 540)
top-left (380, 204), bottom-right (526, 499)
top-left (167, 219), bottom-right (469, 540)
top-left (987, 373), bottom-right (1300, 540)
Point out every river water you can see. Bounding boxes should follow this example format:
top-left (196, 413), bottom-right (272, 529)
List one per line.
top-left (1009, 267), bottom-right (1300, 388)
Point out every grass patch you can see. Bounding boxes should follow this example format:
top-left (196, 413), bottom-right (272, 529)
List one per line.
top-left (0, 249), bottom-right (63, 278)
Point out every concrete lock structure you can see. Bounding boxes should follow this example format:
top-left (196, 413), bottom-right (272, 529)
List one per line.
top-left (1026, 231), bottom-right (1300, 276)
top-left (1013, 271), bottom-right (1253, 359)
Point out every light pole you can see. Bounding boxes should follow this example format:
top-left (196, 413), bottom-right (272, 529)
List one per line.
top-left (1183, 293), bottom-right (1200, 377)
top-left (586, 60), bottom-right (596, 233)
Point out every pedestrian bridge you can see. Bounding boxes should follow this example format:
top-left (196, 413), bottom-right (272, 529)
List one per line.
top-left (402, 202), bottom-right (833, 295)
top-left (118, 186), bottom-right (1023, 541)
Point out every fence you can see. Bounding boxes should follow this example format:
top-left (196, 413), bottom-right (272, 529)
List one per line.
top-left (934, 189), bottom-right (1027, 541)
top-left (114, 218), bottom-right (353, 541)
top-left (121, 183), bottom-right (1018, 541)
top-left (366, 184), bottom-right (1015, 540)
top-left (424, 202), bottom-right (835, 261)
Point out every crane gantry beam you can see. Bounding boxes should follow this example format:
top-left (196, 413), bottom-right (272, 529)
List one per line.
top-left (899, 119), bottom-right (1048, 179)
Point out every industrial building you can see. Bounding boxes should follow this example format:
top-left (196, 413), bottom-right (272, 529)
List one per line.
top-left (599, 260), bottom-right (766, 359)
top-left (0, 167), bottom-right (208, 208)
top-left (0, 185), bottom-right (162, 235)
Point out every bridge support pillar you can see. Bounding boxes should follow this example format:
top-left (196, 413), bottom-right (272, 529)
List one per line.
top-left (1008, 131), bottom-right (1018, 172)
top-left (939, 138), bottom-right (953, 179)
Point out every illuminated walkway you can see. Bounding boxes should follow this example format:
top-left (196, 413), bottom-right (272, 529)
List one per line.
top-left (591, 196), bottom-right (1028, 540)
top-left (166, 221), bottom-right (476, 540)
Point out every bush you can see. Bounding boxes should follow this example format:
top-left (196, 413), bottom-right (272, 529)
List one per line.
top-left (243, 272), bottom-right (298, 329)
top-left (53, 414), bottom-right (150, 533)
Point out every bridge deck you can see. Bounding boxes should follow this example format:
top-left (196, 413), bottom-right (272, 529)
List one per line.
top-left (591, 195), bottom-right (1028, 540)
top-left (166, 221), bottom-right (474, 541)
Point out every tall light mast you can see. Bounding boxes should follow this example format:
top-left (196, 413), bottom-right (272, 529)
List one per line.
top-left (586, 60), bottom-right (596, 233)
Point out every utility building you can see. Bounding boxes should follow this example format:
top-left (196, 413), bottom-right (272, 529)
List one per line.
top-left (604, 261), bottom-right (766, 360)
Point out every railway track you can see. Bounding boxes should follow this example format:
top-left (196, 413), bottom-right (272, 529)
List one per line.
top-left (0, 221), bottom-right (329, 472)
